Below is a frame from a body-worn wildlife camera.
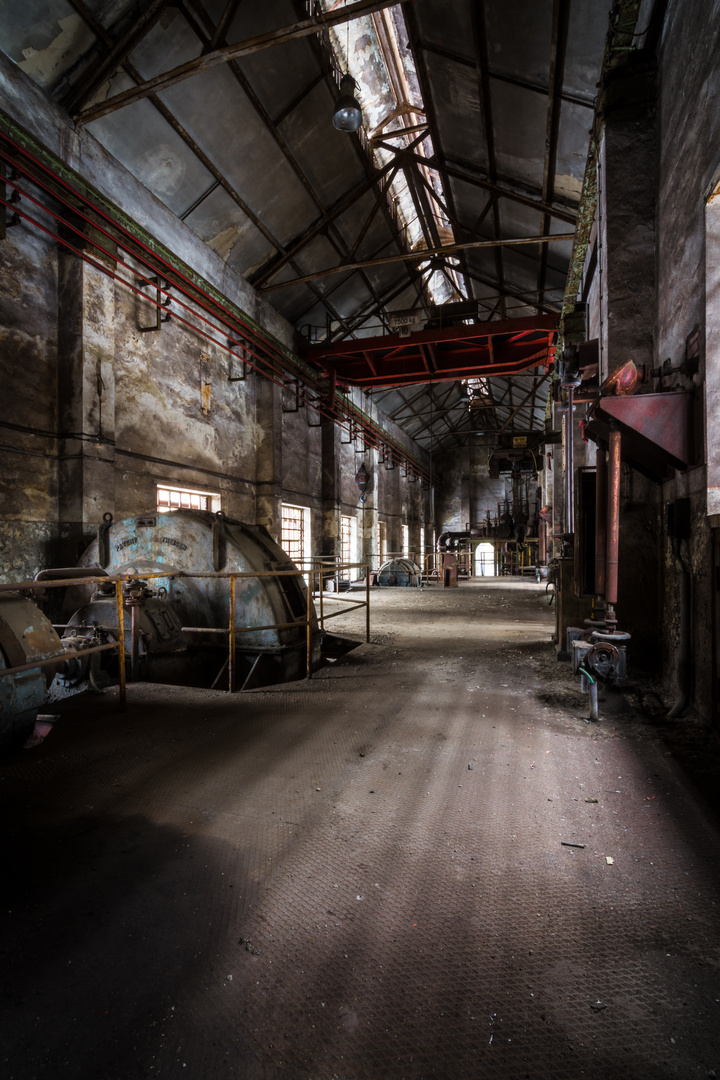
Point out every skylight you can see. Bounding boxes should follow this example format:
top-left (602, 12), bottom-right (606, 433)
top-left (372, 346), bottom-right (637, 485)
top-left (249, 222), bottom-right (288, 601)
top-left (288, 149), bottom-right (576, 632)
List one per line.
top-left (320, 2), bottom-right (463, 311)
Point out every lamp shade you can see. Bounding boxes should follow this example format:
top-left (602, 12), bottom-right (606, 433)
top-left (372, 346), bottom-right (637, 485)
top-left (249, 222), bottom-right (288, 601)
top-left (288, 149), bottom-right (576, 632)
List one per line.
top-left (332, 74), bottom-right (363, 131)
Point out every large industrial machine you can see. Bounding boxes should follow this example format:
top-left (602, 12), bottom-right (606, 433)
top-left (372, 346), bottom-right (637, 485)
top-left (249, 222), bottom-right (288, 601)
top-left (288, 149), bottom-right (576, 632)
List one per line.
top-left (375, 557), bottom-right (422, 587)
top-left (0, 510), bottom-right (321, 748)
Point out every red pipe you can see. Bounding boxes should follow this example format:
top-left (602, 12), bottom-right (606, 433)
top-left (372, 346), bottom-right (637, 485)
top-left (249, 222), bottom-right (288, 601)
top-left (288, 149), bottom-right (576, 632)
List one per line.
top-left (595, 445), bottom-right (607, 597)
top-left (0, 189), bottom-right (431, 483)
top-left (605, 428), bottom-right (622, 607)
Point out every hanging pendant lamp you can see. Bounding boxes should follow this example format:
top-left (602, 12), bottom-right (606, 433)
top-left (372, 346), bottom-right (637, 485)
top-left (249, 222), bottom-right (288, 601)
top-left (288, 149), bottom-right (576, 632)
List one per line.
top-left (332, 73), bottom-right (363, 131)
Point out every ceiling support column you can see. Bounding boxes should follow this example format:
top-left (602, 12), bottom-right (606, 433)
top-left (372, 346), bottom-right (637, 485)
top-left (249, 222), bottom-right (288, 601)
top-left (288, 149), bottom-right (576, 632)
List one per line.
top-left (596, 58), bottom-right (658, 383)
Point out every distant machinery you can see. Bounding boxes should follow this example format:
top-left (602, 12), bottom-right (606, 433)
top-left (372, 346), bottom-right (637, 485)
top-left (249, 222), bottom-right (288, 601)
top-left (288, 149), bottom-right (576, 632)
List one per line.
top-left (375, 558), bottom-right (423, 587)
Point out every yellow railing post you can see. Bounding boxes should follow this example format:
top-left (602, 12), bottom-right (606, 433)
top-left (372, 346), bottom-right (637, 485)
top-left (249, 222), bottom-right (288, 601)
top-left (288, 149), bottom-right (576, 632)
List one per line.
top-left (319, 564), bottom-right (324, 630)
top-left (306, 569), bottom-right (313, 680)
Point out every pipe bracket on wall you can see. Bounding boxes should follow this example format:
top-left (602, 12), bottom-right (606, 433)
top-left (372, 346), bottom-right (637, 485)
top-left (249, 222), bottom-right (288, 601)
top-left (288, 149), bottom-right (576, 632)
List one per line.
top-left (282, 378), bottom-right (302, 412)
top-left (227, 338), bottom-right (249, 382)
top-left (137, 276), bottom-right (171, 333)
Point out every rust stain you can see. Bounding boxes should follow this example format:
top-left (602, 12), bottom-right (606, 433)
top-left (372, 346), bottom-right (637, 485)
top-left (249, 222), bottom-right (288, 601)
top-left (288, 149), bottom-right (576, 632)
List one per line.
top-left (201, 353), bottom-right (211, 415)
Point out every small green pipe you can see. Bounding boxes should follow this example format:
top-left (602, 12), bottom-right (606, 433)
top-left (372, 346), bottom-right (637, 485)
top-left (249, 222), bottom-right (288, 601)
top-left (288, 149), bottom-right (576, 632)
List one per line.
top-left (578, 666), bottom-right (595, 684)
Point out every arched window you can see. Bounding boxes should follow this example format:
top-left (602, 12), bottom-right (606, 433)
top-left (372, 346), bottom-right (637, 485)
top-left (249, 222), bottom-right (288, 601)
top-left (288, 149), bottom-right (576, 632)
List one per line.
top-left (475, 542), bottom-right (495, 577)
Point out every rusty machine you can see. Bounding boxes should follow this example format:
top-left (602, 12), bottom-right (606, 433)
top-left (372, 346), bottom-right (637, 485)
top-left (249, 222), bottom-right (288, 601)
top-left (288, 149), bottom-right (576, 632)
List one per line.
top-left (0, 509), bottom-right (321, 748)
top-left (375, 557), bottom-right (423, 587)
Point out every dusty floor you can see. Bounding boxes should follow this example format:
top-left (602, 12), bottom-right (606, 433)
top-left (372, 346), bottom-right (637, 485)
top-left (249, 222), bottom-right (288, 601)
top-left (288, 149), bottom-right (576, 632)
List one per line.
top-left (2, 579), bottom-right (720, 1080)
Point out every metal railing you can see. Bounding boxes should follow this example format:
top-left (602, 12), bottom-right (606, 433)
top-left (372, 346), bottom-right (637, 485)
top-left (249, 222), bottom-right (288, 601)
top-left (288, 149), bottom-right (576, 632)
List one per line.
top-left (0, 562), bottom-right (371, 702)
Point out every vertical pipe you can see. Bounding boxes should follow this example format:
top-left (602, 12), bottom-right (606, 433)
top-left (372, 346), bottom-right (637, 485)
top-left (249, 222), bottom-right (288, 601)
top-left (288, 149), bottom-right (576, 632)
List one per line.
top-left (565, 387), bottom-right (575, 535)
top-left (306, 569), bottom-right (313, 680)
top-left (606, 428), bottom-right (622, 606)
top-left (595, 445), bottom-right (608, 597)
top-left (588, 679), bottom-right (599, 721)
top-left (561, 413), bottom-right (567, 534)
top-left (365, 564), bottom-right (370, 643)
top-left (228, 575), bottom-right (236, 693)
top-left (130, 603), bottom-right (140, 682)
top-left (539, 520), bottom-right (546, 565)
top-left (115, 579), bottom-right (126, 711)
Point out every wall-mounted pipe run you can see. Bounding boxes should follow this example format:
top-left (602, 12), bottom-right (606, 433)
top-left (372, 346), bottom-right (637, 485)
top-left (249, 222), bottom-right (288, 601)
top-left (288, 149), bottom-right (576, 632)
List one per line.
top-left (606, 427), bottom-right (622, 610)
top-left (595, 446), bottom-right (607, 597)
top-left (35, 567), bottom-right (107, 582)
top-left (564, 387), bottom-right (575, 535)
top-left (0, 133), bottom-right (431, 485)
top-left (437, 529), bottom-right (480, 552)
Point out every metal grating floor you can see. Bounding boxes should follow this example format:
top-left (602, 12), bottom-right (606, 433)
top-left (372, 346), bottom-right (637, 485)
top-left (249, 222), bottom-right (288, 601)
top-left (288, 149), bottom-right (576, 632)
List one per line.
top-left (1, 580), bottom-right (719, 1079)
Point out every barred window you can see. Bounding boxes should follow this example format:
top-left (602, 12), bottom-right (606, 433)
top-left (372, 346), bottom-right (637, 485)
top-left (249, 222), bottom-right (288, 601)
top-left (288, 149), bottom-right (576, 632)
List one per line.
top-left (281, 504), bottom-right (306, 565)
top-left (341, 514), bottom-right (355, 568)
top-left (157, 485), bottom-right (221, 512)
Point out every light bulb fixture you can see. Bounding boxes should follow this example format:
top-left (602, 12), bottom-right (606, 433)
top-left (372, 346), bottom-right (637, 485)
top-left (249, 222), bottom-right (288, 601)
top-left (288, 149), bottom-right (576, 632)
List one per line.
top-left (332, 73), bottom-right (363, 132)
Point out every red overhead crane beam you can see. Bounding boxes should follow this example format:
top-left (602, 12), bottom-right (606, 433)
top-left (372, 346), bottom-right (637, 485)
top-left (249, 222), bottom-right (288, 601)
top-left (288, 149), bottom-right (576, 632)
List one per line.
top-left (303, 314), bottom-right (559, 388)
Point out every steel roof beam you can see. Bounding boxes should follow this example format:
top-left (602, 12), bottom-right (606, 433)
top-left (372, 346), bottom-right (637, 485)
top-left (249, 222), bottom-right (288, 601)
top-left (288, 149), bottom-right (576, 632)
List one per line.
top-left (450, 263), bottom-right (561, 316)
top-left (63, 0), bottom-right (171, 113)
top-left (393, 150), bottom-right (578, 225)
top-left (65, 0), bottom-right (280, 255)
top-left (498, 375), bottom-right (548, 431)
top-left (203, 0), bottom-right (243, 53)
top-left (249, 158), bottom-right (396, 288)
top-left (73, 0), bottom-right (402, 124)
top-left (181, 0), bottom-right (391, 324)
top-left (471, 3), bottom-right (507, 318)
top-left (292, 259), bottom-right (426, 342)
top-left (417, 40), bottom-right (595, 110)
top-left (260, 232), bottom-right (573, 292)
top-left (250, 126), bottom-right (431, 289)
top-left (394, 384), bottom-right (464, 446)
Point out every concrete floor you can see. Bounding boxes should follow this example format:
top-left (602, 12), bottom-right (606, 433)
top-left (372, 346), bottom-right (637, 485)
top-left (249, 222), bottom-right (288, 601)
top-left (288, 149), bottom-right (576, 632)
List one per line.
top-left (2, 580), bottom-right (720, 1080)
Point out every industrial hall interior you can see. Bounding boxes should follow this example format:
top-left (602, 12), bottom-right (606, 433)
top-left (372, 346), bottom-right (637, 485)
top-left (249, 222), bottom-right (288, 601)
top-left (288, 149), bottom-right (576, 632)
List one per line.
top-left (1, 0), bottom-right (720, 1077)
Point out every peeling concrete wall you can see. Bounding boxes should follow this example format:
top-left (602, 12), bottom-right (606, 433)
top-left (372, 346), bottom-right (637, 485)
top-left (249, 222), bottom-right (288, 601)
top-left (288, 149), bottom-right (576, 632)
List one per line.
top-left (653, 0), bottom-right (720, 719)
top-left (0, 110), bottom-right (429, 587)
top-left (435, 445), bottom-right (506, 535)
top-left (0, 208), bottom-right (60, 579)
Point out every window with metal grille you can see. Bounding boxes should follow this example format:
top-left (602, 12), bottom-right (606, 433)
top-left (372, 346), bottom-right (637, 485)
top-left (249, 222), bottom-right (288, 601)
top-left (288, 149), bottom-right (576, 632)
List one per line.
top-left (419, 526), bottom-right (425, 559)
top-left (341, 514), bottom-right (354, 568)
top-left (157, 485), bottom-right (221, 512)
top-left (281, 504), bottom-right (306, 565)
top-left (378, 521), bottom-right (387, 567)
top-left (402, 524), bottom-right (409, 558)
